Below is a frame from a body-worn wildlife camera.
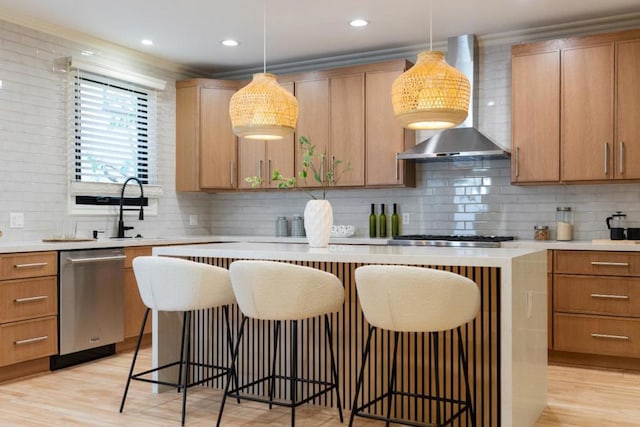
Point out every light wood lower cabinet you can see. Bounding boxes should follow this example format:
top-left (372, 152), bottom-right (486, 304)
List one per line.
top-left (0, 316), bottom-right (57, 366)
top-left (555, 314), bottom-right (640, 358)
top-left (123, 246), bottom-right (152, 339)
top-left (0, 252), bottom-right (58, 369)
top-left (551, 250), bottom-right (640, 368)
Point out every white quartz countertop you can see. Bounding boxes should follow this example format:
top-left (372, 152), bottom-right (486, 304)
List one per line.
top-left (153, 242), bottom-right (543, 267)
top-left (501, 239), bottom-right (640, 251)
top-left (3, 233), bottom-right (640, 254)
top-left (0, 236), bottom-right (218, 254)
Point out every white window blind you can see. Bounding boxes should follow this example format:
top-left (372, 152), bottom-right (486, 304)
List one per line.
top-left (70, 68), bottom-right (157, 185)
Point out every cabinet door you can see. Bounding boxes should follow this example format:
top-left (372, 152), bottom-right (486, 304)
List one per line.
top-left (237, 139), bottom-right (266, 189)
top-left (366, 70), bottom-right (406, 186)
top-left (295, 79), bottom-right (330, 188)
top-left (616, 39), bottom-right (640, 180)
top-left (330, 73), bottom-right (365, 187)
top-left (200, 87), bottom-right (237, 189)
top-left (511, 50), bottom-right (560, 183)
top-left (561, 44), bottom-right (614, 181)
top-left (266, 82), bottom-right (295, 188)
top-left (176, 85), bottom-right (200, 191)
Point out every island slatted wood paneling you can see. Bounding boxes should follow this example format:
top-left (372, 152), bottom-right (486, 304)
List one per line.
top-left (186, 257), bottom-right (500, 427)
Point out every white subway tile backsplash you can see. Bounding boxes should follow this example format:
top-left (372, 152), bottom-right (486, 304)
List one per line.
top-left (0, 19), bottom-right (211, 242)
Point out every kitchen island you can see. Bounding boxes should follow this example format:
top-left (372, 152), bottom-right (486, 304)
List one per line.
top-left (152, 242), bottom-right (547, 427)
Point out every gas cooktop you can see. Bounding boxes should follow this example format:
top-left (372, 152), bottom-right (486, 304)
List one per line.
top-left (388, 235), bottom-right (516, 248)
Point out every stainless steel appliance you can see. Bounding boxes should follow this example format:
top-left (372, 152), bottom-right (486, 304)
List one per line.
top-left (52, 248), bottom-right (125, 369)
top-left (389, 234), bottom-right (515, 248)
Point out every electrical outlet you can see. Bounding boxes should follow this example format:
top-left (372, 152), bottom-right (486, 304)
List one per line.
top-left (402, 213), bottom-right (410, 225)
top-left (10, 212), bottom-right (24, 228)
top-left (189, 214), bottom-right (198, 226)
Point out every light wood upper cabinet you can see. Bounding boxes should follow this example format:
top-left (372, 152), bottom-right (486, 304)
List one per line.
top-left (295, 73), bottom-right (365, 188)
top-left (511, 50), bottom-right (560, 183)
top-left (330, 73), bottom-right (365, 187)
top-left (512, 29), bottom-right (640, 185)
top-left (176, 60), bottom-right (415, 192)
top-left (561, 43), bottom-right (614, 181)
top-left (237, 83), bottom-right (294, 189)
top-left (176, 79), bottom-right (239, 191)
top-left (616, 39), bottom-right (640, 180)
top-left (365, 70), bottom-right (414, 187)
top-left (294, 78), bottom-right (330, 188)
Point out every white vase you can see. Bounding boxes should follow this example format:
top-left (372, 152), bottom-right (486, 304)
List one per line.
top-left (304, 199), bottom-right (333, 248)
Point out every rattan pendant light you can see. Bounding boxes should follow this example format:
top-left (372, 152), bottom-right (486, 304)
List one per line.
top-left (229, 0), bottom-right (298, 140)
top-left (391, 1), bottom-right (470, 130)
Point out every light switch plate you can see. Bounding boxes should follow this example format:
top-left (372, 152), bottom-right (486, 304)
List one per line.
top-left (189, 214), bottom-right (198, 226)
top-left (402, 213), bottom-right (410, 225)
top-left (10, 212), bottom-right (24, 228)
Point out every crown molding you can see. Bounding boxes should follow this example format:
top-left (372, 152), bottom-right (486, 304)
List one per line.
top-left (0, 6), bottom-right (209, 77)
top-left (213, 12), bottom-right (640, 80)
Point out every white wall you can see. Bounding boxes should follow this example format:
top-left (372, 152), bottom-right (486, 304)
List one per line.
top-left (210, 38), bottom-right (640, 241)
top-left (0, 19), bottom-right (211, 242)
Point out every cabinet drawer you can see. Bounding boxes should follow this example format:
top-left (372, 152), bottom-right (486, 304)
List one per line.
top-left (554, 313), bottom-right (640, 357)
top-left (554, 250), bottom-right (640, 276)
top-left (0, 277), bottom-right (57, 323)
top-left (0, 252), bottom-right (57, 280)
top-left (0, 316), bottom-right (57, 366)
top-left (124, 246), bottom-right (152, 269)
top-left (555, 275), bottom-right (640, 317)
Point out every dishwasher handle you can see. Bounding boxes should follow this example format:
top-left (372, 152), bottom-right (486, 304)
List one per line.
top-left (66, 254), bottom-right (127, 264)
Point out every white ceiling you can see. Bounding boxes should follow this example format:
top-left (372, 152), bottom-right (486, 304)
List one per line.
top-left (0, 0), bottom-right (638, 73)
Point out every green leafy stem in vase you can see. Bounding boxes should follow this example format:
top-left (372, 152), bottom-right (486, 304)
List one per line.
top-left (245, 136), bottom-right (351, 200)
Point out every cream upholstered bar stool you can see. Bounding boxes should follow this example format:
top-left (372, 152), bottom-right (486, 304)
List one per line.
top-left (350, 265), bottom-right (480, 427)
top-left (119, 256), bottom-right (237, 426)
top-left (217, 260), bottom-right (344, 427)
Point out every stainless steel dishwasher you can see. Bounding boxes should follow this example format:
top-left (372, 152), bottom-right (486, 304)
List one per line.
top-left (52, 248), bottom-right (126, 370)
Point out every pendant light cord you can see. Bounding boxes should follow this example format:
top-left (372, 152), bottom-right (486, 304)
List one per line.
top-left (429, 0), bottom-right (432, 51)
top-left (263, 0), bottom-right (266, 73)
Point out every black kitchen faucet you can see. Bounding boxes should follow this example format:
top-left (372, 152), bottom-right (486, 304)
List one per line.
top-left (117, 177), bottom-right (144, 238)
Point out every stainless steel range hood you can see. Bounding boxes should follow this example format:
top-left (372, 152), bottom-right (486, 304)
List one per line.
top-left (397, 34), bottom-right (510, 160)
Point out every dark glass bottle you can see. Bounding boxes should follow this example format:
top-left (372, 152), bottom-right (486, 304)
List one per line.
top-left (369, 204), bottom-right (377, 238)
top-left (391, 203), bottom-right (399, 237)
top-left (379, 204), bottom-right (387, 238)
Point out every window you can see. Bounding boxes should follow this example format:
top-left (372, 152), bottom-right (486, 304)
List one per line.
top-left (71, 70), bottom-right (155, 185)
top-left (63, 58), bottom-right (166, 215)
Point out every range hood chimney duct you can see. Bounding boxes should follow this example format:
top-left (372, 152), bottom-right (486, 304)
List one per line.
top-left (397, 34), bottom-right (510, 160)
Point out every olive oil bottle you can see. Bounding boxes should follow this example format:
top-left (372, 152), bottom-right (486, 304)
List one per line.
top-left (391, 203), bottom-right (399, 237)
top-left (369, 204), bottom-right (377, 238)
top-left (379, 204), bottom-right (387, 238)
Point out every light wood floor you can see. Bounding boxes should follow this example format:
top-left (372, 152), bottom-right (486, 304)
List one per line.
top-left (1, 348), bottom-right (639, 426)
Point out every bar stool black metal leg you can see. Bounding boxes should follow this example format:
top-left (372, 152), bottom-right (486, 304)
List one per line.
top-left (177, 311), bottom-right (188, 393)
top-left (432, 332), bottom-right (441, 426)
top-left (119, 307), bottom-right (150, 413)
top-left (290, 320), bottom-right (298, 427)
top-left (222, 306), bottom-right (240, 404)
top-left (385, 331), bottom-right (400, 427)
top-left (180, 311), bottom-right (191, 426)
top-left (325, 314), bottom-right (343, 422)
top-left (269, 320), bottom-right (281, 409)
top-left (216, 316), bottom-right (248, 427)
top-left (458, 328), bottom-right (476, 427)
top-left (349, 325), bottom-right (375, 427)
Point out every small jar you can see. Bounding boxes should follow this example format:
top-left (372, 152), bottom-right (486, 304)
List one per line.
top-left (275, 216), bottom-right (289, 237)
top-left (291, 215), bottom-right (305, 237)
top-left (533, 225), bottom-right (549, 241)
top-left (556, 207), bottom-right (573, 241)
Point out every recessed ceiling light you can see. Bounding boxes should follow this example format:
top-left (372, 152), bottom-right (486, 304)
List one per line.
top-left (349, 19), bottom-right (368, 28)
top-left (221, 39), bottom-right (239, 47)
top-left (81, 50), bottom-right (95, 56)
top-left (141, 39), bottom-right (153, 46)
